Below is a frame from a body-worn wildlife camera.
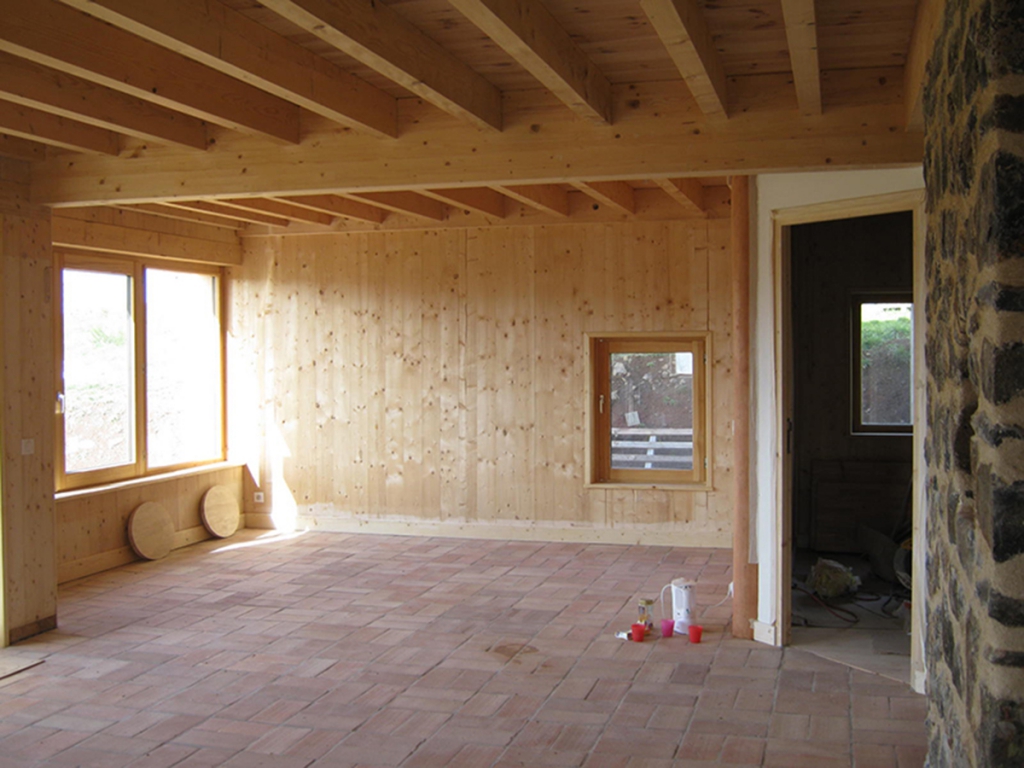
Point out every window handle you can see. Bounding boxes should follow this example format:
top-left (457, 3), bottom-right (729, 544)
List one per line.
top-left (599, 394), bottom-right (605, 414)
top-left (56, 392), bottom-right (66, 415)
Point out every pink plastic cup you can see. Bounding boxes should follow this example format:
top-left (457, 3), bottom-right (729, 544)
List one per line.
top-left (688, 624), bottom-right (704, 643)
top-left (660, 618), bottom-right (674, 638)
top-left (631, 623), bottom-right (646, 642)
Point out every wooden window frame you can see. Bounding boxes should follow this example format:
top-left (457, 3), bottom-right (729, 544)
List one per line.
top-left (851, 293), bottom-right (914, 435)
top-left (587, 332), bottom-right (710, 488)
top-left (55, 252), bottom-right (227, 491)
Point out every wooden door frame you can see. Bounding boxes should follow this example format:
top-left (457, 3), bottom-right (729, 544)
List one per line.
top-left (771, 189), bottom-right (927, 693)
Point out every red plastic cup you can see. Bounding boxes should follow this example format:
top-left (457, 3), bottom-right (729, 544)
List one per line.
top-left (660, 618), bottom-right (674, 638)
top-left (688, 624), bottom-right (703, 643)
top-left (631, 623), bottom-right (646, 642)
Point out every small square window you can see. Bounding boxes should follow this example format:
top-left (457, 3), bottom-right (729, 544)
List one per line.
top-left (589, 334), bottom-right (709, 485)
top-left (852, 296), bottom-right (913, 434)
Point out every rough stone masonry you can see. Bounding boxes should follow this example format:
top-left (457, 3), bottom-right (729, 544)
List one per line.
top-left (923, 0), bottom-right (1024, 764)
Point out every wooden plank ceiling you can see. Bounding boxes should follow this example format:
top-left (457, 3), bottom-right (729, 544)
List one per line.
top-left (0, 0), bottom-right (930, 233)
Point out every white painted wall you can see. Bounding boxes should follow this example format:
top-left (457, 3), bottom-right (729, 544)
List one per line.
top-left (750, 168), bottom-right (925, 636)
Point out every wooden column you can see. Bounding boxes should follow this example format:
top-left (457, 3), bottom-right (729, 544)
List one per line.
top-left (730, 176), bottom-right (757, 639)
top-left (1, 162), bottom-right (58, 645)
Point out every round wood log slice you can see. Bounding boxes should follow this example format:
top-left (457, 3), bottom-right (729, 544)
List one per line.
top-left (127, 501), bottom-right (174, 561)
top-left (201, 485), bottom-right (240, 538)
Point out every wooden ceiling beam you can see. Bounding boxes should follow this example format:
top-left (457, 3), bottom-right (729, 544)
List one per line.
top-left (277, 194), bottom-right (386, 224)
top-left (0, 51), bottom-right (208, 151)
top-left (220, 197), bottom-right (335, 226)
top-left (59, 0), bottom-right (397, 139)
top-left (0, 0), bottom-right (300, 143)
top-left (449, 0), bottom-right (612, 124)
top-left (260, 0), bottom-right (502, 132)
top-left (572, 181), bottom-right (636, 215)
top-left (120, 203), bottom-right (244, 230)
top-left (164, 200), bottom-right (291, 228)
top-left (422, 188), bottom-right (507, 218)
top-left (0, 100), bottom-right (121, 155)
top-left (31, 78), bottom-right (924, 207)
top-left (0, 132), bottom-right (46, 162)
top-left (904, 0), bottom-right (945, 131)
top-left (493, 184), bottom-right (569, 217)
top-left (780, 0), bottom-right (822, 116)
top-left (654, 177), bottom-right (706, 216)
top-left (351, 191), bottom-right (447, 222)
top-left (639, 0), bottom-right (728, 117)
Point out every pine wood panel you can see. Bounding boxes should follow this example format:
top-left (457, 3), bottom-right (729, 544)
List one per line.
top-left (1, 202), bottom-right (56, 644)
top-left (233, 219), bottom-right (734, 546)
top-left (55, 465), bottom-right (244, 583)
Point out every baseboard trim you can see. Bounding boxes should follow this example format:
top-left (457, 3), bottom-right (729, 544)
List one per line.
top-left (8, 615), bottom-right (57, 645)
top-left (752, 620), bottom-right (780, 646)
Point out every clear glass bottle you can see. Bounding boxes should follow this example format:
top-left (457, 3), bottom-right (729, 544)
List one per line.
top-left (638, 598), bottom-right (655, 633)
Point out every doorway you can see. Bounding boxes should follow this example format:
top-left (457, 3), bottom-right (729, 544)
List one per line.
top-left (788, 211), bottom-right (914, 681)
top-left (771, 190), bottom-right (927, 692)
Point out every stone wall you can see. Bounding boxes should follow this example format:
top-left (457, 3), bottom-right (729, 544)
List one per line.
top-left (923, 0), bottom-right (1024, 765)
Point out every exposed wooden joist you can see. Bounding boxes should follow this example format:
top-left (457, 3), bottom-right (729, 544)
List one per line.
top-left (654, 177), bottom-right (706, 216)
top-left (164, 200), bottom-right (291, 228)
top-left (0, 100), bottom-right (121, 155)
top-left (278, 194), bottom-right (386, 224)
top-left (448, 0), bottom-right (612, 124)
top-left (572, 181), bottom-right (636, 215)
top-left (221, 198), bottom-right (335, 227)
top-left (639, 0), bottom-right (729, 117)
top-left (422, 188), bottom-right (507, 219)
top-left (780, 0), bottom-right (822, 116)
top-left (52, 214), bottom-right (243, 265)
top-left (904, 0), bottom-right (946, 131)
top-left (0, 51), bottom-right (208, 151)
top-left (59, 0), bottom-right (398, 139)
top-left (30, 78), bottom-right (923, 207)
top-left (0, 0), bottom-right (300, 143)
top-left (259, 0), bottom-right (502, 132)
top-left (494, 184), bottom-right (569, 217)
top-left (0, 133), bottom-right (46, 162)
top-left (120, 203), bottom-right (244, 230)
top-left (351, 191), bottom-right (447, 222)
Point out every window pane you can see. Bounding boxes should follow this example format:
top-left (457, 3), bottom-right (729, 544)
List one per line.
top-left (610, 351), bottom-right (694, 470)
top-left (63, 269), bottom-right (135, 473)
top-left (146, 269), bottom-right (222, 467)
top-left (859, 302), bottom-right (912, 426)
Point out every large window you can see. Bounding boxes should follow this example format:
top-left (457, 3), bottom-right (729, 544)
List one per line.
top-left (57, 254), bottom-right (224, 490)
top-left (589, 334), bottom-right (709, 486)
top-left (852, 295), bottom-right (913, 434)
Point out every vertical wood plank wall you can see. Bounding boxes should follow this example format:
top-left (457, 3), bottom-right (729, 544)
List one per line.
top-left (1, 158), bottom-right (57, 644)
top-left (232, 220), bottom-right (734, 547)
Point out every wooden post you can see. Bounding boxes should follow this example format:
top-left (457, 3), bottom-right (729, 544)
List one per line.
top-left (730, 176), bottom-right (757, 639)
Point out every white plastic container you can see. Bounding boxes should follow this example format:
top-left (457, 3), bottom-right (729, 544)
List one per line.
top-left (660, 578), bottom-right (696, 634)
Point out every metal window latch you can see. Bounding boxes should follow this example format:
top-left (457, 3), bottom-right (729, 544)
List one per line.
top-left (56, 392), bottom-right (65, 415)
top-left (599, 394), bottom-right (605, 414)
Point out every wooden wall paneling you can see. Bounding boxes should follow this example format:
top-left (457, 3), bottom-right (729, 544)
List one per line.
top-left (437, 230), bottom-right (466, 521)
top-left (667, 222), bottom-right (706, 330)
top-left (579, 224), bottom-right (610, 527)
top-left (298, 241), bottom-right (320, 508)
top-left (56, 465), bottom-right (245, 583)
top-left (364, 234), bottom-right (387, 518)
top-left (533, 226), bottom-right (583, 525)
top-left (707, 220), bottom-right (734, 535)
top-left (313, 237), bottom-right (338, 511)
top-left (396, 232), bottom-right (426, 517)
top-left (271, 238), bottom-right (302, 516)
top-left (500, 228), bottom-right (535, 523)
top-left (419, 232), bottom-right (442, 519)
top-left (340, 233), bottom-right (368, 515)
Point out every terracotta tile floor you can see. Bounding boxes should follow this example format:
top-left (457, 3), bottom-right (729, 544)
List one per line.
top-left (0, 530), bottom-right (927, 767)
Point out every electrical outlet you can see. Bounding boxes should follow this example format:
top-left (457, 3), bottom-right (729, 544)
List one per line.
top-left (254, 491), bottom-right (265, 504)
top-left (20, 439), bottom-right (35, 456)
